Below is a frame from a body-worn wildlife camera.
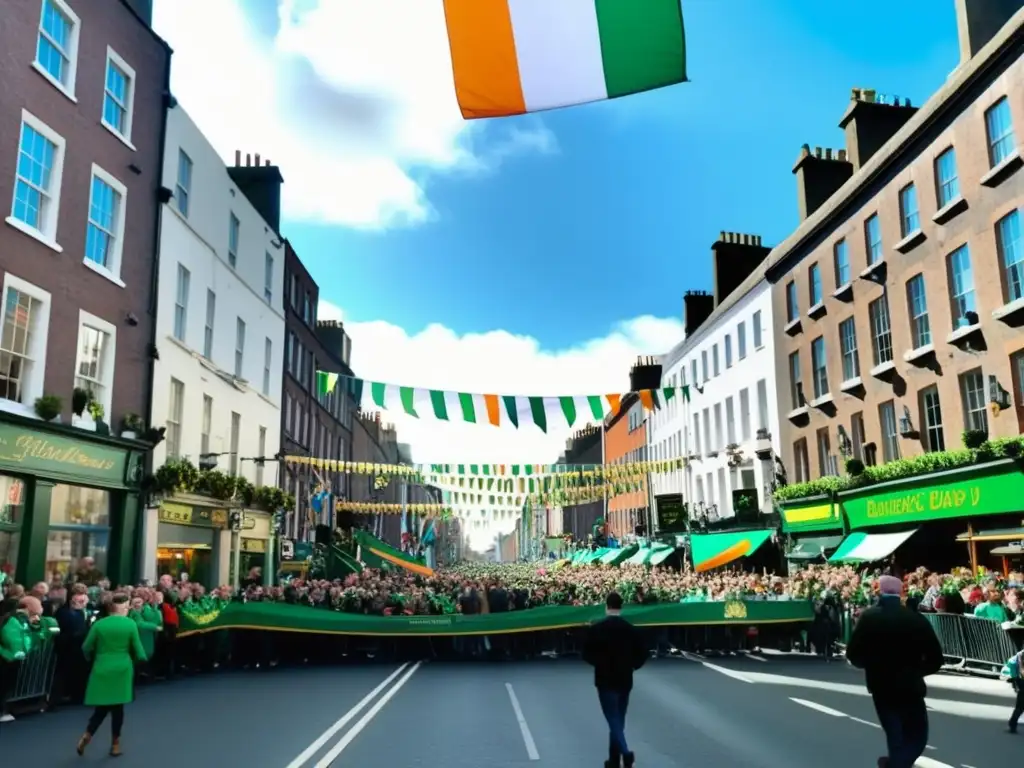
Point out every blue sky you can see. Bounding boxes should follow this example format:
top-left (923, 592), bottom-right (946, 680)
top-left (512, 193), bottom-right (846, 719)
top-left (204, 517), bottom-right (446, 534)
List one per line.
top-left (155, 0), bottom-right (962, 465)
top-left (284, 0), bottom-right (959, 347)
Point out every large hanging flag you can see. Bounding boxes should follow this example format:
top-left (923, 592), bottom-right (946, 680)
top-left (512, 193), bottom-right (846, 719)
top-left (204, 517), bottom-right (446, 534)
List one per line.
top-left (443, 0), bottom-right (687, 119)
top-left (317, 373), bottom-right (690, 433)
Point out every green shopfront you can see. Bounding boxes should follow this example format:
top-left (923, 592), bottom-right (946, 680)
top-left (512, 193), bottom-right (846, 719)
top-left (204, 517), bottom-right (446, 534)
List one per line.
top-left (0, 413), bottom-right (146, 586)
top-left (780, 497), bottom-right (845, 569)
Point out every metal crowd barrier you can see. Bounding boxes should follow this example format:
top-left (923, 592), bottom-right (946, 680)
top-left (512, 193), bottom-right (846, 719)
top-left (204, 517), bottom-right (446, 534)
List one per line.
top-left (6, 641), bottom-right (58, 711)
top-left (923, 613), bottom-right (1020, 677)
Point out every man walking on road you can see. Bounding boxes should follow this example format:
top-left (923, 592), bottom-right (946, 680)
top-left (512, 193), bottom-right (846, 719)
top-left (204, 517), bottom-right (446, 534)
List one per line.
top-left (583, 592), bottom-right (648, 768)
top-left (846, 575), bottom-right (944, 767)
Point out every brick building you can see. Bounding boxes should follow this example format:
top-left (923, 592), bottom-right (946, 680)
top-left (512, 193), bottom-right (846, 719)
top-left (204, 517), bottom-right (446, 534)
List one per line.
top-left (0, 0), bottom-right (171, 584)
top-left (605, 394), bottom-right (648, 541)
top-left (349, 410), bottom-right (401, 545)
top-left (769, 1), bottom-right (1024, 485)
top-left (556, 425), bottom-right (603, 543)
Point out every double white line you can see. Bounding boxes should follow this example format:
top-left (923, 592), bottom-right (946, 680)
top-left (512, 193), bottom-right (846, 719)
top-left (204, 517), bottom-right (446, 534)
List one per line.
top-left (286, 661), bottom-right (422, 768)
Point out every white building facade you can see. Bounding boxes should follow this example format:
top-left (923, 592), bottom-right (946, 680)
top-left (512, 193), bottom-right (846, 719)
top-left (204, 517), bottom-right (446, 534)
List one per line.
top-left (140, 104), bottom-right (285, 584)
top-left (649, 279), bottom-right (782, 525)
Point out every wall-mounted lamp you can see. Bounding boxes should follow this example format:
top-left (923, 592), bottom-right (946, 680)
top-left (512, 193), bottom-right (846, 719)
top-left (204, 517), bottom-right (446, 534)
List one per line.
top-left (898, 405), bottom-right (915, 437)
top-left (837, 425), bottom-right (852, 457)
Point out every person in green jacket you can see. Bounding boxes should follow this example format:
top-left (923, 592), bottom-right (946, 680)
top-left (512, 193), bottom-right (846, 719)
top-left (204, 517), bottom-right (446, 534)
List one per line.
top-left (0, 597), bottom-right (38, 661)
top-left (128, 593), bottom-right (160, 664)
top-left (76, 593), bottom-right (147, 758)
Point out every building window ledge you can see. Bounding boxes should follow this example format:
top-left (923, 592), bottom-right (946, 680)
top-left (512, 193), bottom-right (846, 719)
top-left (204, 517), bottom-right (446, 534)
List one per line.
top-left (870, 360), bottom-right (896, 378)
top-left (101, 119), bottom-right (137, 151)
top-left (31, 61), bottom-right (78, 104)
top-left (832, 282), bottom-right (853, 301)
top-left (809, 393), bottom-right (834, 409)
top-left (784, 318), bottom-right (802, 336)
top-left (902, 343), bottom-right (934, 364)
top-left (992, 296), bottom-right (1024, 322)
top-left (860, 259), bottom-right (886, 280)
top-left (894, 229), bottom-right (926, 254)
top-left (0, 399), bottom-right (39, 420)
top-left (839, 376), bottom-right (863, 393)
top-left (807, 302), bottom-right (827, 320)
top-left (932, 195), bottom-right (967, 225)
top-left (946, 323), bottom-right (982, 344)
top-left (980, 149), bottom-right (1022, 188)
top-left (787, 405), bottom-right (809, 421)
top-left (5, 216), bottom-right (63, 254)
top-left (83, 258), bottom-right (126, 288)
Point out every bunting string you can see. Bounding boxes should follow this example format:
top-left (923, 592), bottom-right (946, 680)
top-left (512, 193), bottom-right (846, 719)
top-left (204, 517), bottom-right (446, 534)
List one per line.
top-left (316, 372), bottom-right (689, 432)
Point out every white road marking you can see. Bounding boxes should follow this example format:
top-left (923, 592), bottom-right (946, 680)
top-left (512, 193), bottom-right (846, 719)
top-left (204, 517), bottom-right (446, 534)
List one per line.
top-left (701, 661), bottom-right (753, 683)
top-left (286, 663), bottom-right (409, 768)
top-left (315, 661), bottom-right (422, 767)
top-left (681, 651), bottom-right (706, 662)
top-left (789, 697), bottom-right (847, 717)
top-left (505, 683), bottom-right (541, 761)
top-left (913, 757), bottom-right (955, 767)
top-left (846, 715), bottom-right (881, 729)
top-left (746, 653), bottom-right (768, 662)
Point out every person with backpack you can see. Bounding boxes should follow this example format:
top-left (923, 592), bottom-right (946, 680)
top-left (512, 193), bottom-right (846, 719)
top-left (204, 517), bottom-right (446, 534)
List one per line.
top-left (1002, 648), bottom-right (1024, 734)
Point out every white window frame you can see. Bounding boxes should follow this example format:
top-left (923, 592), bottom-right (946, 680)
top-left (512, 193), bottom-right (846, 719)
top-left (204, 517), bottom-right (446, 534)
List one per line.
top-left (263, 337), bottom-right (272, 396)
top-left (83, 163), bottom-right (127, 286)
top-left (256, 427), bottom-right (266, 486)
top-left (752, 310), bottom-right (763, 349)
top-left (200, 394), bottom-right (212, 455)
top-left (32, 0), bottom-right (81, 102)
top-left (235, 318), bottom-right (246, 379)
top-left (228, 213), bottom-right (239, 268)
top-left (73, 310), bottom-right (117, 420)
top-left (264, 252), bottom-right (273, 303)
top-left (6, 110), bottom-right (67, 252)
top-left (175, 149), bottom-right (192, 217)
top-left (166, 378), bottom-right (185, 459)
top-left (100, 47), bottom-right (136, 149)
top-left (0, 273), bottom-right (52, 416)
top-left (203, 289), bottom-right (215, 358)
top-left (173, 264), bottom-right (189, 342)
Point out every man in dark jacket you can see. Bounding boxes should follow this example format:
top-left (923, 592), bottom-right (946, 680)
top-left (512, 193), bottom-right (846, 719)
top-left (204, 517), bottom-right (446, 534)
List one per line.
top-left (846, 575), bottom-right (944, 768)
top-left (582, 592), bottom-right (647, 768)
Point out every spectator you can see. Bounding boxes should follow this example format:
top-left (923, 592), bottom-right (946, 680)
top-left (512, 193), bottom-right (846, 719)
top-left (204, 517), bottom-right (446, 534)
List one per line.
top-left (54, 590), bottom-right (90, 705)
top-left (974, 589), bottom-right (1010, 622)
top-left (0, 596), bottom-right (43, 723)
top-left (73, 558), bottom-right (103, 587)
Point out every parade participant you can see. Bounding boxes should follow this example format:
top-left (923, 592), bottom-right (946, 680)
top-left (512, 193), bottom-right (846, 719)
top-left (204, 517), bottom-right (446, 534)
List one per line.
top-left (846, 575), bottom-right (943, 767)
top-left (1004, 648), bottom-right (1024, 734)
top-left (76, 593), bottom-right (147, 757)
top-left (582, 591), bottom-right (647, 768)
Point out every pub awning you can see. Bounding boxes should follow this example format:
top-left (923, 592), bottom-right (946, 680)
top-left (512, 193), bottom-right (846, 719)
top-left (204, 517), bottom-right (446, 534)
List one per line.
top-left (828, 528), bottom-right (917, 564)
top-left (787, 535), bottom-right (845, 561)
top-left (601, 544), bottom-right (639, 565)
top-left (690, 530), bottom-right (773, 572)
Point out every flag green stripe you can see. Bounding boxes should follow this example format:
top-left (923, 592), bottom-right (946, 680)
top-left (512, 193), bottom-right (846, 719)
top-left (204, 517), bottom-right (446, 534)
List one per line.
top-left (399, 386), bottom-right (418, 417)
top-left (587, 395), bottom-right (604, 420)
top-left (429, 390), bottom-right (448, 420)
top-left (502, 396), bottom-right (519, 428)
top-left (458, 393), bottom-right (476, 423)
top-left (594, 0), bottom-right (686, 99)
top-left (371, 381), bottom-right (387, 408)
top-left (663, 387), bottom-right (676, 402)
top-left (559, 396), bottom-right (577, 427)
top-left (349, 377), bottom-right (364, 407)
top-left (528, 397), bottom-right (547, 433)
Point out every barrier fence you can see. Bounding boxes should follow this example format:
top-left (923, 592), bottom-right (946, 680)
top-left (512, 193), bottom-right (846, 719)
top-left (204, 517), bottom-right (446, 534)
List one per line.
top-left (4, 640), bottom-right (57, 712)
top-left (923, 613), bottom-right (1022, 677)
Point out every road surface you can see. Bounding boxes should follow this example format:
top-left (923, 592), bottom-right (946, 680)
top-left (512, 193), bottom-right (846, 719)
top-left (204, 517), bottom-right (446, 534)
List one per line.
top-left (2, 651), bottom-right (1017, 766)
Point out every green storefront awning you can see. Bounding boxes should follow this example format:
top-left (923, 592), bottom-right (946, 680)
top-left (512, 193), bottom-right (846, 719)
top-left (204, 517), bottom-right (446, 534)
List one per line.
top-left (624, 546), bottom-right (652, 565)
top-left (648, 545), bottom-right (677, 566)
top-left (601, 544), bottom-right (639, 565)
top-left (691, 530), bottom-right (772, 572)
top-left (787, 535), bottom-right (844, 561)
top-left (828, 528), bottom-right (917, 564)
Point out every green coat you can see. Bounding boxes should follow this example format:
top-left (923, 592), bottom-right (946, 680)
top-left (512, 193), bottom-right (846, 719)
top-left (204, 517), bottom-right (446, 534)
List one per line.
top-left (0, 613), bottom-right (33, 660)
top-left (83, 615), bottom-right (147, 706)
top-left (129, 608), bottom-right (160, 658)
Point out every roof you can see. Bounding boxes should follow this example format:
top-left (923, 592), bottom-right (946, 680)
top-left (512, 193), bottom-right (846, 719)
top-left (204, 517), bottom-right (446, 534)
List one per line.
top-left (764, 6), bottom-right (1024, 281)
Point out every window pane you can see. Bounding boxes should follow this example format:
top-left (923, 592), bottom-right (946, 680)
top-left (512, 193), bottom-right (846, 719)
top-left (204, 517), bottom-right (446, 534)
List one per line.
top-left (947, 245), bottom-right (976, 328)
top-left (906, 274), bottom-right (931, 348)
top-left (865, 214), bottom-right (883, 265)
top-left (997, 210), bottom-right (1023, 303)
top-left (986, 98), bottom-right (1016, 167)
top-left (900, 184), bottom-right (920, 236)
top-left (834, 240), bottom-right (850, 287)
top-left (935, 148), bottom-right (959, 207)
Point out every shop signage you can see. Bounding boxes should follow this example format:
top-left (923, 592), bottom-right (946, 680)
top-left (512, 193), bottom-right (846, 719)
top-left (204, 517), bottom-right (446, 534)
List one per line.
top-left (159, 502), bottom-right (228, 528)
top-left (0, 423), bottom-right (126, 484)
top-left (241, 538), bottom-right (266, 553)
top-left (842, 469), bottom-right (1024, 529)
top-left (781, 500), bottom-right (841, 533)
top-left (656, 494), bottom-right (687, 534)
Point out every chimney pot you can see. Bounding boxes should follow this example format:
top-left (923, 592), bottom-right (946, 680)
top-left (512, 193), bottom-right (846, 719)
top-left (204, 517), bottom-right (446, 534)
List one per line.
top-left (719, 230), bottom-right (726, 242)
top-left (245, 153), bottom-right (251, 166)
top-left (265, 159), bottom-right (271, 166)
top-left (864, 89), bottom-right (876, 103)
top-left (838, 149), bottom-right (847, 162)
top-left (800, 144), bottom-right (810, 157)
top-left (825, 148), bottom-right (833, 160)
top-left (255, 153), bottom-right (261, 166)
top-left (234, 150), bottom-right (241, 166)
top-left (814, 146), bottom-right (823, 158)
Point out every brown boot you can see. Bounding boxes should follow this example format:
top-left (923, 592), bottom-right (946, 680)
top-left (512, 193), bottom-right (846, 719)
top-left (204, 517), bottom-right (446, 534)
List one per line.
top-left (110, 738), bottom-right (122, 757)
top-left (76, 733), bottom-right (90, 756)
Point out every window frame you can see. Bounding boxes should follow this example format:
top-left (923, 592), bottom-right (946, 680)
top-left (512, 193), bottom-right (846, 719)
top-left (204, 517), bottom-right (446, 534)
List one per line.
top-left (736, 321), bottom-right (746, 359)
top-left (919, 385), bottom-right (945, 453)
top-left (906, 273), bottom-right (931, 349)
top-left (788, 350), bottom-right (803, 409)
top-left (808, 263), bottom-right (823, 307)
top-left (32, 0), bottom-right (81, 101)
top-left (833, 239), bottom-right (850, 288)
top-left (7, 109), bottom-right (67, 251)
top-left (263, 337), bottom-right (272, 396)
top-left (200, 394), bottom-right (212, 455)
top-left (996, 209), bottom-right (1023, 304)
top-left (899, 183), bottom-right (920, 237)
top-left (959, 368), bottom-right (988, 434)
top-left (0, 273), bottom-right (53, 415)
top-left (810, 336), bottom-right (829, 399)
top-left (785, 281), bottom-right (799, 322)
top-left (83, 163), bottom-right (128, 285)
top-left (264, 252), bottom-right (273, 303)
top-left (933, 146), bottom-right (959, 208)
top-left (173, 264), bottom-right (190, 342)
top-left (985, 97), bottom-right (1016, 168)
top-left (203, 289), bottom-right (215, 358)
top-left (101, 46), bottom-right (136, 148)
top-left (868, 295), bottom-right (893, 366)
top-left (175, 149), bottom-right (193, 218)
top-left (946, 244), bottom-right (976, 329)
top-left (73, 310), bottom-right (117, 419)
top-left (838, 316), bottom-right (860, 382)
top-left (235, 317), bottom-right (246, 379)
top-left (228, 213), bottom-right (240, 268)
top-left (166, 378), bottom-right (185, 459)
top-left (878, 400), bottom-right (901, 463)
top-left (752, 310), bottom-right (762, 349)
top-left (864, 213), bottom-right (883, 265)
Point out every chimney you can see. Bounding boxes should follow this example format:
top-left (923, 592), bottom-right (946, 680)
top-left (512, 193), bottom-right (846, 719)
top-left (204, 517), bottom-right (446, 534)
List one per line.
top-left (955, 0), bottom-right (1023, 65)
top-left (227, 152), bottom-right (285, 232)
top-left (792, 144), bottom-right (853, 221)
top-left (711, 232), bottom-right (771, 305)
top-left (839, 89), bottom-right (919, 170)
top-left (683, 290), bottom-right (715, 337)
top-left (315, 320), bottom-right (351, 368)
top-left (629, 355), bottom-right (663, 392)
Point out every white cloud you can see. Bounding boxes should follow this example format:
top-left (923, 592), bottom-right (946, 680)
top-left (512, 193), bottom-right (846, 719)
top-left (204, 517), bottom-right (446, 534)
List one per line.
top-left (153, 0), bottom-right (556, 229)
top-left (321, 300), bottom-right (684, 466)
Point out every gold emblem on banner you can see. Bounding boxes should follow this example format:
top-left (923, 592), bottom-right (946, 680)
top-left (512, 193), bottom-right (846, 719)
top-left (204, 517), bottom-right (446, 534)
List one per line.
top-left (724, 600), bottom-right (747, 620)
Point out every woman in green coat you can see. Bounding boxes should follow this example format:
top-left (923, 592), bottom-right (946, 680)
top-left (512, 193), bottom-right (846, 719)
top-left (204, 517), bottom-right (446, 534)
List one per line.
top-left (76, 593), bottom-right (146, 757)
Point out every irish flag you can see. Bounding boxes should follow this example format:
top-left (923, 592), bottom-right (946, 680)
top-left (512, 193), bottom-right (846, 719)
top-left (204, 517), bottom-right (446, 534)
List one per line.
top-left (443, 0), bottom-right (687, 119)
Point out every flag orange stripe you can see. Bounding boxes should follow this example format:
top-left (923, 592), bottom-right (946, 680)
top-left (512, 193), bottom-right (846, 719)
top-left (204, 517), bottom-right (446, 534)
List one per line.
top-left (443, 0), bottom-right (526, 119)
top-left (369, 547), bottom-right (434, 577)
top-left (638, 390), bottom-right (654, 410)
top-left (605, 394), bottom-right (622, 414)
top-left (484, 394), bottom-right (502, 426)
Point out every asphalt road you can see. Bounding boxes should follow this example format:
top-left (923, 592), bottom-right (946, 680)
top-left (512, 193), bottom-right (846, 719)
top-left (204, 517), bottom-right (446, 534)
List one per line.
top-left (2, 652), bottom-right (1018, 767)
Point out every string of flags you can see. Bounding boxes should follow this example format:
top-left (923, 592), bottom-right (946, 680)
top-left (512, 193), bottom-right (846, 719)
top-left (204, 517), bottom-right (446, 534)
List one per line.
top-left (316, 372), bottom-right (689, 433)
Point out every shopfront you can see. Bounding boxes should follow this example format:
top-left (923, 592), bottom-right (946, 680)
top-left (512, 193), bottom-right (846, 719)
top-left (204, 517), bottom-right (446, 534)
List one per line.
top-left (155, 500), bottom-right (229, 587)
top-left (0, 412), bottom-right (146, 585)
top-left (238, 509), bottom-right (271, 581)
top-left (779, 496), bottom-right (844, 570)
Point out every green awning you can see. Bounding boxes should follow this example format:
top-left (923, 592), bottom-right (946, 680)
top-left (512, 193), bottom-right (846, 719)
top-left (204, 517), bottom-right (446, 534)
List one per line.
top-left (624, 547), bottom-right (652, 565)
top-left (623, 544), bottom-right (674, 566)
top-left (691, 530), bottom-right (773, 572)
top-left (786, 535), bottom-right (844, 561)
top-left (601, 544), bottom-right (639, 565)
top-left (828, 529), bottom-right (917, 564)
top-left (648, 545), bottom-right (677, 566)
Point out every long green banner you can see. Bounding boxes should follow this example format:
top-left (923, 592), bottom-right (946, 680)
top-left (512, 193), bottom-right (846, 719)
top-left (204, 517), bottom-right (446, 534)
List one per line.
top-left (178, 599), bottom-right (814, 637)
